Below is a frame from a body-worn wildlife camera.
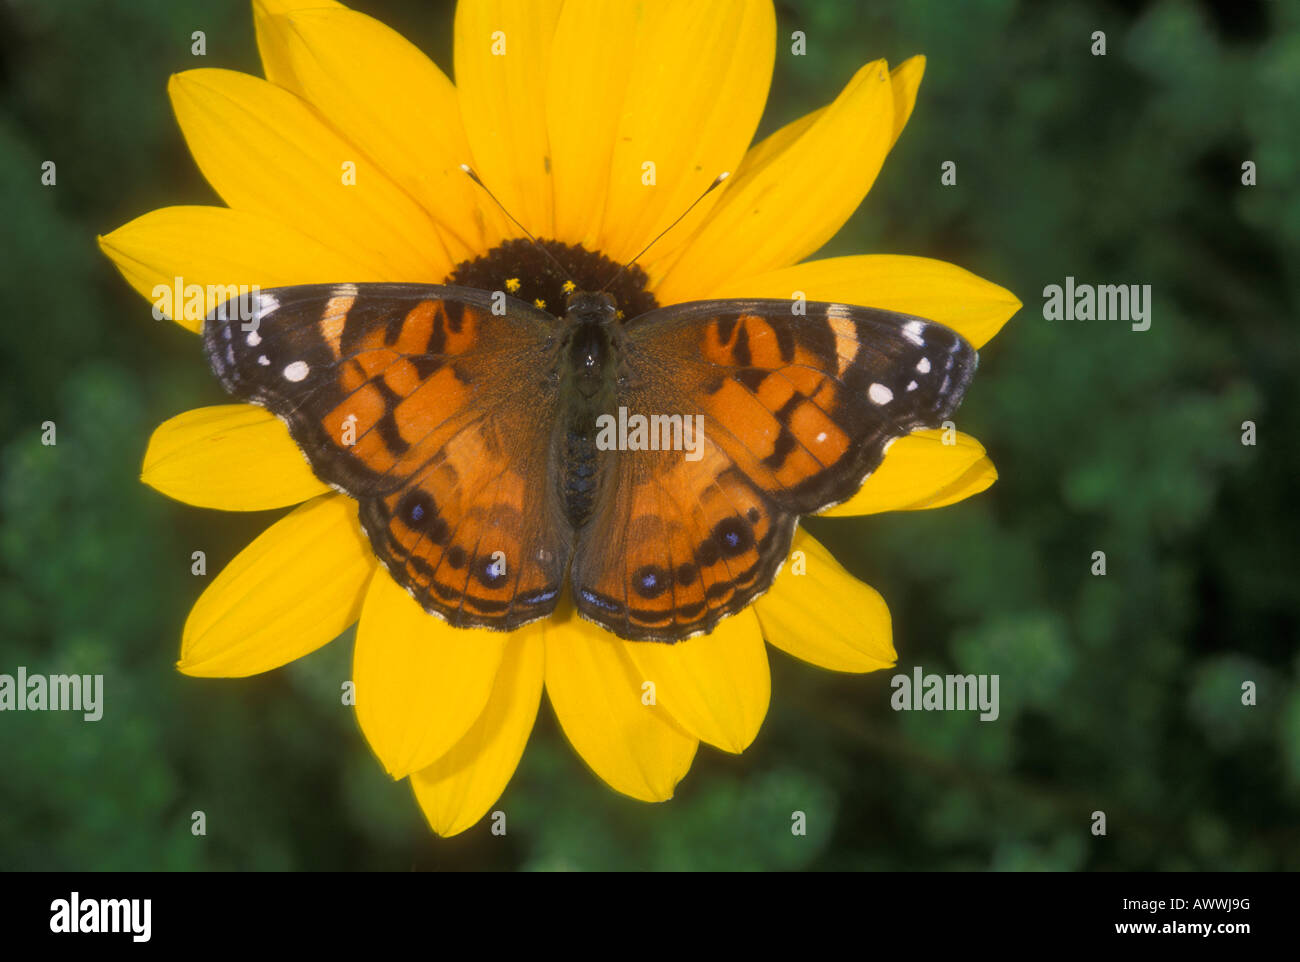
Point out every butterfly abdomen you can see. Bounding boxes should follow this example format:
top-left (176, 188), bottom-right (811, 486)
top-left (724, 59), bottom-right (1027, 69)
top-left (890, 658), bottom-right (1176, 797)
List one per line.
top-left (560, 427), bottom-right (601, 528)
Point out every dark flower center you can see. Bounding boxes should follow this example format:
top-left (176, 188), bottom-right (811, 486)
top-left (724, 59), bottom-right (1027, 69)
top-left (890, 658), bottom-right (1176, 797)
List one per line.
top-left (446, 238), bottom-right (659, 320)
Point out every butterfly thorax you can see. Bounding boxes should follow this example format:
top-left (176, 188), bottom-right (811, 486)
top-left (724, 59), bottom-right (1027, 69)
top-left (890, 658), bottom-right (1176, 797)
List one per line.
top-left (555, 291), bottom-right (624, 528)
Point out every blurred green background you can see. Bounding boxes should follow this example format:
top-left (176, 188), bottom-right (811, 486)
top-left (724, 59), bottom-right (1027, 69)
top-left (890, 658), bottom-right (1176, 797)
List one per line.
top-left (2, 0), bottom-right (1297, 871)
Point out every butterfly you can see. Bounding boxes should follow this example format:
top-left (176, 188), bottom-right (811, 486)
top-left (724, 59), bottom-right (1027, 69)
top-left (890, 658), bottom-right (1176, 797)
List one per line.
top-left (203, 281), bottom-right (977, 642)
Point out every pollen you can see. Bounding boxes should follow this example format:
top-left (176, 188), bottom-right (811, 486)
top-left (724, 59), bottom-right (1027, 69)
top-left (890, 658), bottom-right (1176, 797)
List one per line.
top-left (534, 298), bottom-right (547, 309)
top-left (562, 280), bottom-right (576, 294)
top-left (505, 277), bottom-right (521, 292)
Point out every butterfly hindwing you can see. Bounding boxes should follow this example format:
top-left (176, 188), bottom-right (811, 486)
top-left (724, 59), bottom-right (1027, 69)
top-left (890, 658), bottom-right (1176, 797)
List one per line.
top-left (203, 283), bottom-right (573, 630)
top-left (569, 299), bottom-right (977, 640)
top-left (569, 438), bottom-right (794, 641)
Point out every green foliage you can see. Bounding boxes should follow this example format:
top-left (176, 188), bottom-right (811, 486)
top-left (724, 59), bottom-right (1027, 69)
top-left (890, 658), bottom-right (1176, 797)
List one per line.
top-left (1, 0), bottom-right (1296, 870)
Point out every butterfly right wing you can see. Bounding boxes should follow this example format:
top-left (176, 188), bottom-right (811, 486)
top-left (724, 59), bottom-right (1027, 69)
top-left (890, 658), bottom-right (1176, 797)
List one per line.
top-left (203, 282), bottom-right (573, 631)
top-left (568, 298), bottom-right (978, 640)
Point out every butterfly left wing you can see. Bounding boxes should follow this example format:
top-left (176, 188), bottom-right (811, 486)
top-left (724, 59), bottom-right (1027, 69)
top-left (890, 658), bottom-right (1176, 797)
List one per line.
top-left (569, 298), bottom-right (978, 641)
top-left (202, 282), bottom-right (574, 631)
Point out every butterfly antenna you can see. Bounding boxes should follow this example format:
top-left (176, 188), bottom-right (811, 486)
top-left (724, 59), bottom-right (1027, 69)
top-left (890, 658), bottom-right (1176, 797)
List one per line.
top-left (600, 172), bottom-right (730, 293)
top-left (460, 164), bottom-right (576, 286)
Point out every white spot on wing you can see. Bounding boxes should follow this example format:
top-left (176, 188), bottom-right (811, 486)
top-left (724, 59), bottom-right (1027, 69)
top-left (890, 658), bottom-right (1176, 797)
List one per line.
top-left (283, 360), bottom-right (310, 382)
top-left (869, 383), bottom-right (893, 405)
top-left (246, 331), bottom-right (261, 346)
top-left (903, 320), bottom-right (925, 345)
top-left (257, 355), bottom-right (270, 366)
top-left (906, 380), bottom-right (918, 391)
top-left (255, 292), bottom-right (279, 321)
top-left (916, 356), bottom-right (931, 374)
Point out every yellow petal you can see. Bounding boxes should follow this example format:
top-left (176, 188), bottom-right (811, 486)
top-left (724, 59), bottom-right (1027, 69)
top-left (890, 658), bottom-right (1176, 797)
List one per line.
top-left (755, 530), bottom-right (895, 673)
top-left (410, 630), bottom-right (545, 837)
top-left (264, 6), bottom-right (507, 259)
top-left (692, 55), bottom-right (917, 257)
top-left (542, 0), bottom-right (640, 248)
top-left (253, 0), bottom-right (344, 88)
top-left (180, 495), bottom-right (373, 677)
top-left (581, 0), bottom-right (776, 264)
top-left (888, 55), bottom-right (925, 148)
top-left (169, 68), bottom-right (451, 279)
top-left (726, 107), bottom-right (825, 186)
top-left (98, 206), bottom-right (375, 332)
top-left (353, 572), bottom-right (512, 778)
top-left (625, 608), bottom-right (769, 754)
top-left (707, 254), bottom-right (1021, 349)
top-left (654, 59), bottom-right (894, 303)
top-left (454, 0), bottom-right (563, 238)
top-left (897, 453), bottom-right (998, 511)
top-left (819, 429), bottom-right (995, 516)
top-left (544, 601), bottom-right (696, 802)
top-left (142, 404), bottom-right (328, 510)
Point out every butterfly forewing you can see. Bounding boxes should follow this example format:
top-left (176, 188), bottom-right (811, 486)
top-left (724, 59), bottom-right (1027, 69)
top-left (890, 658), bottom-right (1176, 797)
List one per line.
top-left (203, 283), bottom-right (573, 630)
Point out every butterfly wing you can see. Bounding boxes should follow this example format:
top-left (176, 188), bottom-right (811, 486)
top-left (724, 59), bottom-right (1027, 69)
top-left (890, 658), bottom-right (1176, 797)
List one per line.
top-left (203, 283), bottom-right (572, 630)
top-left (569, 299), bottom-right (978, 641)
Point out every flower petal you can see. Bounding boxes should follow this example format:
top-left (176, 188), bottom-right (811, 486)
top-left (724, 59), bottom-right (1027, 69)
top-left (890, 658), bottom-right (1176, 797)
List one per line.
top-left (410, 630), bottom-right (545, 837)
top-left (576, 0), bottom-right (776, 264)
top-left (253, 0), bottom-right (344, 89)
top-left (727, 108), bottom-right (824, 184)
top-left (169, 68), bottom-right (451, 279)
top-left (755, 529), bottom-right (895, 673)
top-left (142, 404), bottom-right (328, 510)
top-left (706, 254), bottom-right (1021, 349)
top-left (819, 429), bottom-right (996, 516)
top-left (353, 572), bottom-right (512, 778)
top-left (542, 0), bottom-right (638, 248)
top-left (888, 55), bottom-right (925, 148)
top-left (98, 206), bottom-right (375, 332)
top-left (898, 452), bottom-right (998, 510)
top-left (179, 494), bottom-right (373, 677)
top-left (454, 0), bottom-right (564, 238)
top-left (733, 56), bottom-right (916, 186)
top-left (624, 607), bottom-right (769, 754)
top-left (263, 6), bottom-right (508, 260)
top-left (544, 601), bottom-right (696, 802)
top-left (654, 59), bottom-right (894, 302)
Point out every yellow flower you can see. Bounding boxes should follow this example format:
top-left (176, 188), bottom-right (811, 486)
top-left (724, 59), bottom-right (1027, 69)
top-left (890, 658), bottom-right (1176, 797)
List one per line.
top-left (99, 0), bottom-right (1019, 837)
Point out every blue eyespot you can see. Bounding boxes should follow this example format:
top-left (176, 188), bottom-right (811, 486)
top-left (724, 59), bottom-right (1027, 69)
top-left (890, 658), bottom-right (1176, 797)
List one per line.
top-left (632, 564), bottom-right (671, 599)
top-left (711, 517), bottom-right (754, 558)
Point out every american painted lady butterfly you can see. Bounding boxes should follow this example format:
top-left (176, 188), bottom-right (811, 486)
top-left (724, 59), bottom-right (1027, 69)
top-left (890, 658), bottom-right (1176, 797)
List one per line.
top-left (204, 274), bottom-right (976, 642)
